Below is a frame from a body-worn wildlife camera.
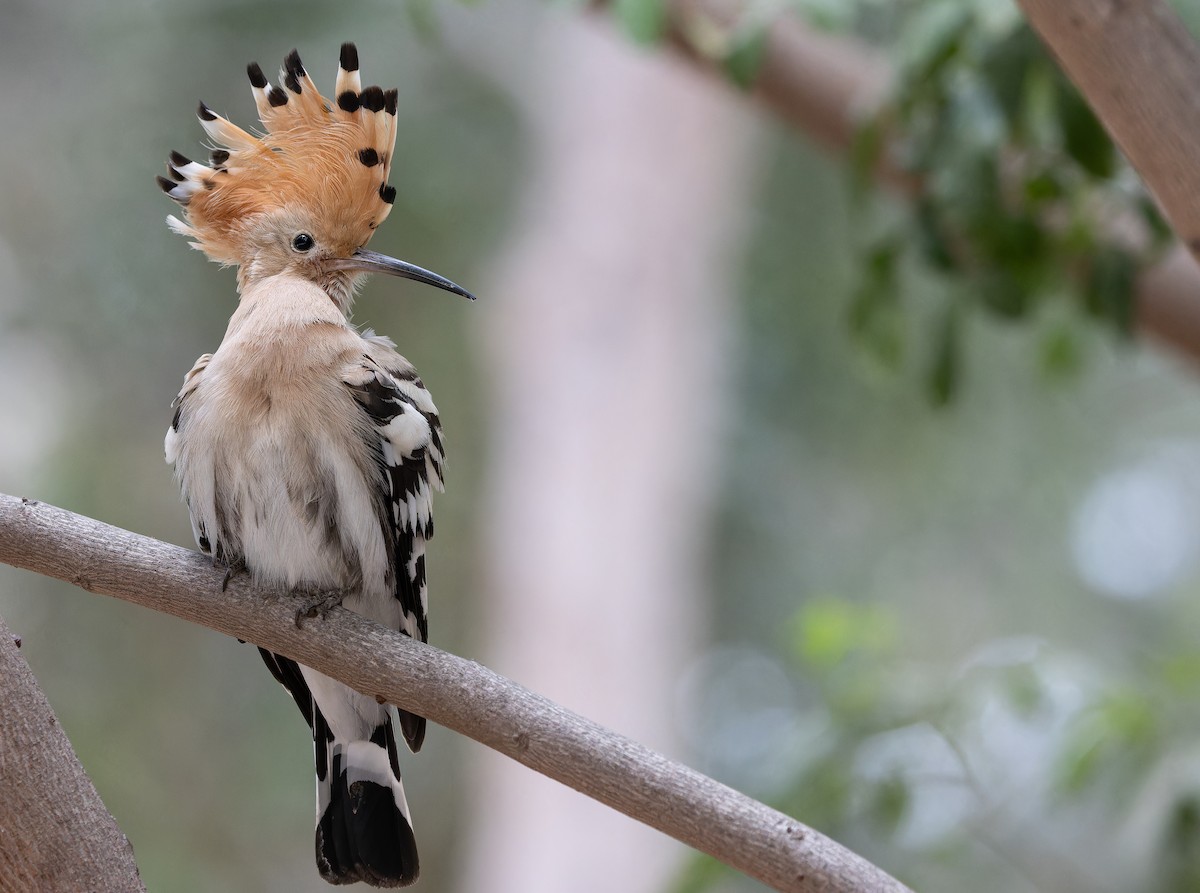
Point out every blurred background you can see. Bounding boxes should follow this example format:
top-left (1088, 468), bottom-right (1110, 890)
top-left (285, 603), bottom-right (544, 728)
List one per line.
top-left (3, 0), bottom-right (1200, 891)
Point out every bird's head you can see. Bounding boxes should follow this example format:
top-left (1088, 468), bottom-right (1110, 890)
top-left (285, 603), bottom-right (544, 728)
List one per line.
top-left (159, 44), bottom-right (473, 313)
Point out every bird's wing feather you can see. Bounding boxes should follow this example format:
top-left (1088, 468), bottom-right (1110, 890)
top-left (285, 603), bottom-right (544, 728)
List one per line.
top-left (344, 353), bottom-right (441, 644)
top-left (344, 353), bottom-right (441, 753)
top-left (165, 353), bottom-right (213, 554)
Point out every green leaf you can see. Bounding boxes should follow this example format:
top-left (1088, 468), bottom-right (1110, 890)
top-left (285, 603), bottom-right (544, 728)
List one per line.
top-left (797, 601), bottom-right (861, 669)
top-left (780, 756), bottom-right (855, 827)
top-left (868, 775), bottom-right (910, 836)
top-left (926, 301), bottom-right (961, 406)
top-left (850, 117), bottom-right (888, 205)
top-left (1058, 81), bottom-right (1116, 178)
top-left (932, 151), bottom-right (1001, 238)
top-left (981, 214), bottom-right (1044, 266)
top-left (840, 0), bottom-right (1160, 400)
top-left (1023, 168), bottom-right (1067, 205)
top-left (793, 597), bottom-right (897, 670)
top-left (849, 239), bottom-right (906, 372)
top-left (666, 853), bottom-right (726, 893)
top-left (1055, 692), bottom-right (1159, 794)
top-left (1021, 59), bottom-right (1061, 148)
top-left (1138, 194), bottom-right (1174, 248)
top-left (914, 198), bottom-right (956, 271)
top-left (898, 1), bottom-right (971, 86)
top-left (1160, 651), bottom-right (1200, 693)
top-left (1039, 323), bottom-right (1084, 379)
top-left (980, 24), bottom-right (1041, 130)
top-left (1056, 727), bottom-right (1105, 793)
top-left (1084, 246), bottom-right (1137, 335)
top-left (1101, 692), bottom-right (1158, 742)
top-left (614, 0), bottom-right (666, 44)
top-left (1164, 797), bottom-right (1200, 860)
top-left (978, 268), bottom-right (1032, 320)
top-left (723, 25), bottom-right (768, 89)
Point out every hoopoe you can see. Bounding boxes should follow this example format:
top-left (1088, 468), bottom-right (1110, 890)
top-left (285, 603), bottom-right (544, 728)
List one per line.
top-left (160, 44), bottom-right (472, 887)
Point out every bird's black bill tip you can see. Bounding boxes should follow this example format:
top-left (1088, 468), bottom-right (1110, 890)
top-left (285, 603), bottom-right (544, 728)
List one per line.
top-left (332, 249), bottom-right (476, 301)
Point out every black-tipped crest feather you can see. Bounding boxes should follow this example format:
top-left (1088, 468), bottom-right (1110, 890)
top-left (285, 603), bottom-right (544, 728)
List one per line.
top-left (285, 49), bottom-right (306, 77)
top-left (360, 86), bottom-right (385, 113)
top-left (162, 45), bottom-right (403, 283)
top-left (247, 62), bottom-right (268, 89)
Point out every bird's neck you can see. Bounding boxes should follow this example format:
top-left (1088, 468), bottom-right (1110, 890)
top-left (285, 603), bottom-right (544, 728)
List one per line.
top-left (236, 268), bottom-right (358, 316)
top-left (228, 273), bottom-right (350, 341)
top-left (317, 270), bottom-right (358, 316)
top-left (211, 274), bottom-right (352, 384)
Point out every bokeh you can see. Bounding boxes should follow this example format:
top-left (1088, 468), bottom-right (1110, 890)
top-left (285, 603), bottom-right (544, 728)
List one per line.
top-left (3, 1), bottom-right (1200, 892)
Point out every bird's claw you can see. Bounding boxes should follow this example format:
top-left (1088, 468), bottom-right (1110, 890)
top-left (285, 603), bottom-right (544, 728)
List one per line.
top-left (220, 560), bottom-right (248, 592)
top-left (294, 586), bottom-right (348, 628)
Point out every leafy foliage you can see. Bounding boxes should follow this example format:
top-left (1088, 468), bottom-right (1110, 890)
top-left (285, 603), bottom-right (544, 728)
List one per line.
top-left (613, 0), bottom-right (668, 44)
top-left (663, 0), bottom-right (1174, 401)
top-left (673, 598), bottom-right (1200, 893)
top-left (601, 2), bottom-right (1200, 890)
top-left (847, 0), bottom-right (1171, 402)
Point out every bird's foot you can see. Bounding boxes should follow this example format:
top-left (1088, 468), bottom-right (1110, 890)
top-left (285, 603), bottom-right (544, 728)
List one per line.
top-left (293, 585), bottom-right (349, 628)
top-left (213, 559), bottom-right (251, 643)
top-left (219, 559), bottom-right (248, 592)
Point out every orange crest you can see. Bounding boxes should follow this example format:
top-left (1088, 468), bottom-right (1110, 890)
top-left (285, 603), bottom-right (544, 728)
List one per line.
top-left (159, 44), bottom-right (398, 265)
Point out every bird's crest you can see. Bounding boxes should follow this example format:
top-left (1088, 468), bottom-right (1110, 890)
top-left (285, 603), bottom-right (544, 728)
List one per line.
top-left (159, 44), bottom-right (398, 266)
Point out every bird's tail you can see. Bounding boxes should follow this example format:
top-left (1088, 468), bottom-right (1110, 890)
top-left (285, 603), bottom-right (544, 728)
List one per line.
top-left (314, 711), bottom-right (419, 887)
top-left (257, 648), bottom-right (419, 886)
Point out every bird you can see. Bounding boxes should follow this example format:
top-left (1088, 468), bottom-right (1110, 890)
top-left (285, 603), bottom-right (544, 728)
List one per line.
top-left (159, 44), bottom-right (473, 887)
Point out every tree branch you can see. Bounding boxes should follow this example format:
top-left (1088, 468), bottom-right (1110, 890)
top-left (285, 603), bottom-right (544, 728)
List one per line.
top-left (0, 613), bottom-right (145, 893)
top-left (1016, 1), bottom-right (1200, 251)
top-left (0, 494), bottom-right (910, 893)
top-left (643, 0), bottom-right (1200, 365)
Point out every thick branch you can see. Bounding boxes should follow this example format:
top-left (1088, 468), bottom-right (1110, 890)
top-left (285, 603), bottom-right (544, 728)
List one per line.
top-left (0, 494), bottom-right (910, 893)
top-left (1017, 0), bottom-right (1200, 255)
top-left (0, 614), bottom-right (145, 892)
top-left (645, 0), bottom-right (1200, 364)
top-left (662, 0), bottom-right (907, 184)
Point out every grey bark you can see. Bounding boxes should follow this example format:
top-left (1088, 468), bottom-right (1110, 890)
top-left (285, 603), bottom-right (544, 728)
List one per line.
top-left (0, 613), bottom-right (145, 892)
top-left (0, 494), bottom-right (911, 893)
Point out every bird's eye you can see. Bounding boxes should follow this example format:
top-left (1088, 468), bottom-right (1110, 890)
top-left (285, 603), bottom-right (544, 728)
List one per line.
top-left (292, 233), bottom-right (315, 252)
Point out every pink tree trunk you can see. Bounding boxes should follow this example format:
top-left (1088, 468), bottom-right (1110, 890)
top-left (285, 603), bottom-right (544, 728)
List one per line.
top-left (461, 13), bottom-right (755, 893)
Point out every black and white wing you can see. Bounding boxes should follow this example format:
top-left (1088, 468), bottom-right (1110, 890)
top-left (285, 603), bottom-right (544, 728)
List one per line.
top-left (164, 353), bottom-right (215, 555)
top-left (345, 352), bottom-right (444, 752)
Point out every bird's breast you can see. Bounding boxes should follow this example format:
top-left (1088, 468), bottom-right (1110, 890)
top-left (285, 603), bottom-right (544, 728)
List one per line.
top-left (176, 325), bottom-right (393, 607)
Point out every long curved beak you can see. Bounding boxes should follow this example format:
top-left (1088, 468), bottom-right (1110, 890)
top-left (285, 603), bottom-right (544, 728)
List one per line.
top-left (330, 248), bottom-right (476, 301)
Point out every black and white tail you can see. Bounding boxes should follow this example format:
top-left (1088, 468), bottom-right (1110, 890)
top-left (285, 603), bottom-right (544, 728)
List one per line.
top-left (260, 649), bottom-right (419, 887)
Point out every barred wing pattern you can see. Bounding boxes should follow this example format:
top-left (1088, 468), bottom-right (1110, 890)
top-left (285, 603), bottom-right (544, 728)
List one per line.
top-left (345, 348), bottom-right (444, 752)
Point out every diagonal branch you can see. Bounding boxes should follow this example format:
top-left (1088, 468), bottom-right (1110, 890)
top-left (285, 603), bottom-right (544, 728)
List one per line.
top-left (1015, 1), bottom-right (1200, 252)
top-left (0, 493), bottom-right (911, 893)
top-left (639, 0), bottom-right (1200, 365)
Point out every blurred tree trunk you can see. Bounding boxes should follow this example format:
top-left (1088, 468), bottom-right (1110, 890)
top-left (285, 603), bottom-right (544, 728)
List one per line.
top-left (463, 13), bottom-right (755, 893)
top-left (0, 614), bottom-right (145, 893)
